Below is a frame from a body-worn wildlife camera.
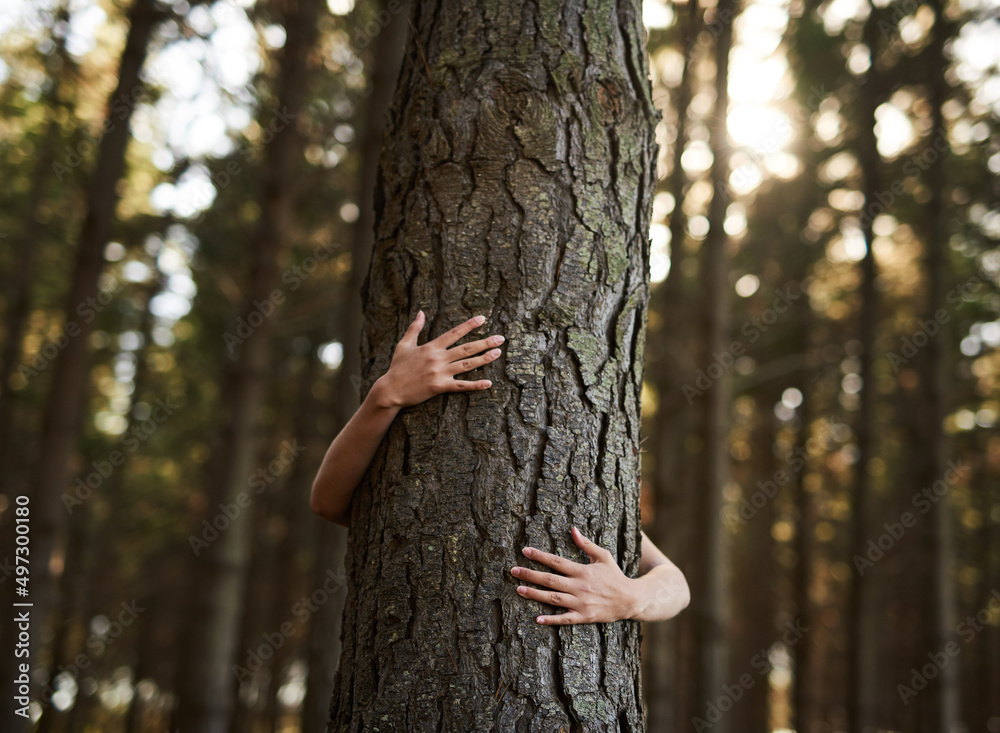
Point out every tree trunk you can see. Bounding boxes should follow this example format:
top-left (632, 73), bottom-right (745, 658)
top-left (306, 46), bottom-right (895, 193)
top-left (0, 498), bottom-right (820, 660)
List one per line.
top-left (35, 497), bottom-right (94, 733)
top-left (729, 391), bottom-right (780, 733)
top-left (301, 2), bottom-right (410, 730)
top-left (791, 349), bottom-right (814, 733)
top-left (694, 0), bottom-right (735, 725)
top-left (644, 0), bottom-right (700, 727)
top-left (17, 2), bottom-right (159, 729)
top-left (0, 1), bottom-right (74, 502)
top-left (917, 2), bottom-right (958, 728)
top-left (846, 3), bottom-right (881, 730)
top-left (328, 0), bottom-right (658, 729)
top-left (169, 0), bottom-right (321, 730)
top-left (63, 277), bottom-right (161, 733)
top-left (260, 349), bottom-right (323, 732)
top-left (302, 527), bottom-right (347, 733)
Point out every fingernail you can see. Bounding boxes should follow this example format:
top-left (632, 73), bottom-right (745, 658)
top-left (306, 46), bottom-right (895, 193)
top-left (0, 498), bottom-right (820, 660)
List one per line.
top-left (484, 380), bottom-right (493, 387)
top-left (474, 315), bottom-right (485, 324)
top-left (511, 567), bottom-right (520, 576)
top-left (494, 335), bottom-right (505, 344)
top-left (490, 349), bottom-right (501, 357)
top-left (537, 616), bottom-right (545, 624)
top-left (517, 586), bottom-right (527, 593)
top-left (522, 547), bottom-right (532, 556)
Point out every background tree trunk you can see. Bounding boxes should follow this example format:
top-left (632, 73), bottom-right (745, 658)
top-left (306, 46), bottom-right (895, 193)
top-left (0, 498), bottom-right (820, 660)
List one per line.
top-left (301, 2), bottom-right (410, 730)
top-left (694, 0), bottom-right (735, 724)
top-left (918, 1), bottom-right (959, 728)
top-left (17, 2), bottom-right (159, 728)
top-left (644, 0), bottom-right (700, 727)
top-left (328, 0), bottom-right (658, 729)
top-left (169, 0), bottom-right (322, 729)
top-left (846, 3), bottom-right (881, 730)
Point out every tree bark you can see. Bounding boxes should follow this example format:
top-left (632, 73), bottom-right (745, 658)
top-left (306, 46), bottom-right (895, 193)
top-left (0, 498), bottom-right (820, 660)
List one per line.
top-left (328, 0), bottom-right (658, 729)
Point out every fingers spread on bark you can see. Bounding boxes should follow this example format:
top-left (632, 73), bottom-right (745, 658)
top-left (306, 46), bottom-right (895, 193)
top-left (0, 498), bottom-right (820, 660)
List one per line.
top-left (538, 611), bottom-right (584, 626)
top-left (447, 349), bottom-right (501, 377)
top-left (448, 335), bottom-right (502, 361)
top-left (523, 546), bottom-right (579, 575)
top-left (512, 566), bottom-right (568, 591)
top-left (431, 314), bottom-right (486, 349)
top-left (572, 526), bottom-right (610, 563)
top-left (401, 310), bottom-right (425, 345)
top-left (516, 585), bottom-right (575, 610)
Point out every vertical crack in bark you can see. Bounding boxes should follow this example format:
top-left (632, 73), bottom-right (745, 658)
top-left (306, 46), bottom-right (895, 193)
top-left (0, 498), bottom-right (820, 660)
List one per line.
top-left (614, 0), bottom-right (656, 122)
top-left (565, 334), bottom-right (597, 412)
top-left (596, 410), bottom-right (610, 525)
top-left (402, 430), bottom-right (412, 475)
top-left (405, 560), bottom-right (418, 643)
top-left (551, 626), bottom-right (579, 731)
top-left (575, 1), bottom-right (591, 72)
top-left (597, 623), bottom-right (610, 698)
top-left (607, 126), bottom-right (624, 227)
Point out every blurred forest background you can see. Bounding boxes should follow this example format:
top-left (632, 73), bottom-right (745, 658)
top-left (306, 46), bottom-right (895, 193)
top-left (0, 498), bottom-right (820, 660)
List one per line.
top-left (0, 0), bottom-right (998, 731)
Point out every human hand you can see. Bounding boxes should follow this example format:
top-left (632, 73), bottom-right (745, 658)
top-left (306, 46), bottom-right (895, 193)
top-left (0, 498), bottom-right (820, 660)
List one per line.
top-left (370, 311), bottom-right (504, 410)
top-left (510, 527), bottom-right (637, 625)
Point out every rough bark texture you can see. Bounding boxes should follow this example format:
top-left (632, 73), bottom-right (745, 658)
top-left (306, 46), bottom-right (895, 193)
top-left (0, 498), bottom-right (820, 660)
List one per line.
top-left (329, 0), bottom-right (658, 730)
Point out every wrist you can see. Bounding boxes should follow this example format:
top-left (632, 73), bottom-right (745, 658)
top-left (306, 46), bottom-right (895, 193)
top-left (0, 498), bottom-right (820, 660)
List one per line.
top-left (623, 577), bottom-right (647, 622)
top-left (368, 376), bottom-right (401, 411)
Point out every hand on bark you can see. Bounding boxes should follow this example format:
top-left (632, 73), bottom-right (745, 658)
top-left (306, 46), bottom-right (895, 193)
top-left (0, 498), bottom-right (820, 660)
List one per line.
top-left (371, 311), bottom-right (504, 409)
top-left (511, 526), bottom-right (638, 625)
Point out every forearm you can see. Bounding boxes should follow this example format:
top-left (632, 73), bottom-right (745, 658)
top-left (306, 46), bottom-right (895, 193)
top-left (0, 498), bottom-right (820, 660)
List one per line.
top-left (627, 562), bottom-right (691, 622)
top-left (629, 530), bottom-right (690, 621)
top-left (310, 378), bottom-right (399, 526)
